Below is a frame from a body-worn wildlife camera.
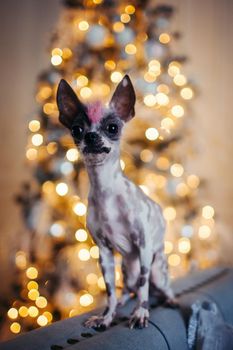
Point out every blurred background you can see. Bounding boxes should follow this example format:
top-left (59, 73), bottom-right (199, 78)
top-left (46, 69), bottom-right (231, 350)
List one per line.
top-left (0, 0), bottom-right (232, 340)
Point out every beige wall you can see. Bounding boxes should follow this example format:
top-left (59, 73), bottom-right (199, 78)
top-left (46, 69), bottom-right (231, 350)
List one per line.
top-left (0, 0), bottom-right (232, 294)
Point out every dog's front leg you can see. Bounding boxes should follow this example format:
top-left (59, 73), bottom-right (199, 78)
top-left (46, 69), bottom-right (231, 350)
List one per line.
top-left (129, 246), bottom-right (152, 329)
top-left (84, 244), bottom-right (117, 329)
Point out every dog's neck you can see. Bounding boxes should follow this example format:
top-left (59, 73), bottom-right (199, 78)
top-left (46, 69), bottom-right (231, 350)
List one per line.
top-left (85, 151), bottom-right (123, 192)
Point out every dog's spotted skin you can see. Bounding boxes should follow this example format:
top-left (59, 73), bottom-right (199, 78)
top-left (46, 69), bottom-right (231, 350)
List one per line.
top-left (57, 75), bottom-right (175, 329)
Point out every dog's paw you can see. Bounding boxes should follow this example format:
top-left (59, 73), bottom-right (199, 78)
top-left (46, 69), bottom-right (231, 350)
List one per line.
top-left (129, 306), bottom-right (149, 329)
top-left (84, 313), bottom-right (113, 330)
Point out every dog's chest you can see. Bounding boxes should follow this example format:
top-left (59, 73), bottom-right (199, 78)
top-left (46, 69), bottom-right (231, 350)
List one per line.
top-left (88, 192), bottom-right (137, 255)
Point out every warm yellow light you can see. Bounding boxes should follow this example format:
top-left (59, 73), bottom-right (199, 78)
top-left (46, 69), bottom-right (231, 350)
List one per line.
top-left (51, 55), bottom-right (62, 66)
top-left (202, 205), bottom-right (215, 219)
top-left (173, 74), bottom-right (187, 86)
top-left (161, 117), bottom-right (174, 129)
top-left (73, 202), bottom-right (87, 216)
top-left (43, 311), bottom-right (53, 322)
top-left (154, 175), bottom-right (167, 188)
top-left (178, 237), bottom-right (191, 254)
top-left (144, 94), bottom-right (157, 107)
top-left (47, 142), bottom-right (58, 155)
top-left (42, 181), bottom-right (54, 194)
top-left (176, 183), bottom-right (189, 197)
top-left (113, 21), bottom-right (124, 32)
top-left (26, 267), bottom-right (38, 279)
top-left (156, 157), bottom-right (170, 170)
top-left (31, 133), bottom-right (43, 146)
top-left (121, 13), bottom-right (131, 23)
top-left (157, 84), bottom-right (169, 94)
top-left (171, 105), bottom-right (184, 118)
top-left (170, 163), bottom-right (184, 177)
top-left (26, 148), bottom-right (38, 160)
top-left (80, 293), bottom-right (93, 307)
top-left (37, 86), bottom-right (52, 101)
top-left (62, 48), bottom-right (73, 59)
top-left (125, 43), bottom-right (137, 55)
top-left (144, 71), bottom-right (157, 83)
top-left (66, 148), bottom-right (79, 162)
top-left (15, 251), bottom-right (27, 269)
top-left (27, 281), bottom-right (38, 290)
top-left (80, 87), bottom-right (92, 99)
top-left (163, 207), bottom-right (176, 221)
top-left (8, 308), bottom-right (18, 320)
top-left (86, 273), bottom-right (98, 285)
top-left (78, 21), bottom-right (89, 31)
top-left (56, 182), bottom-right (68, 196)
top-left (28, 306), bottom-right (39, 317)
top-left (76, 75), bottom-right (88, 87)
top-left (125, 5), bottom-right (135, 14)
top-left (164, 241), bottom-right (173, 254)
top-left (159, 33), bottom-right (171, 44)
top-left (78, 249), bottom-right (90, 261)
top-left (181, 87), bottom-right (193, 100)
top-left (168, 62), bottom-right (180, 77)
top-left (97, 276), bottom-right (106, 290)
top-left (168, 254), bottom-right (181, 266)
top-left (28, 289), bottom-right (40, 301)
top-left (111, 71), bottom-right (123, 83)
top-left (43, 102), bottom-right (57, 115)
top-left (149, 60), bottom-right (161, 71)
top-left (187, 174), bottom-right (200, 189)
top-left (156, 92), bottom-right (169, 106)
top-left (29, 120), bottom-right (40, 132)
top-left (51, 48), bottom-right (63, 56)
top-left (90, 246), bottom-right (99, 259)
top-left (37, 315), bottom-right (48, 326)
top-left (35, 296), bottom-right (47, 308)
top-left (145, 127), bottom-right (159, 140)
top-left (104, 60), bottom-right (116, 71)
top-left (140, 149), bottom-right (153, 163)
top-left (120, 159), bottom-right (125, 170)
top-left (10, 322), bottom-right (21, 334)
top-left (19, 306), bottom-right (28, 318)
top-left (75, 229), bottom-right (88, 242)
top-left (198, 225), bottom-right (211, 239)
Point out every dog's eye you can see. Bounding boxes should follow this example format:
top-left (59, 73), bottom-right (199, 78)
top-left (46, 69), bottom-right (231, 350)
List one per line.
top-left (106, 123), bottom-right (118, 134)
top-left (71, 125), bottom-right (84, 138)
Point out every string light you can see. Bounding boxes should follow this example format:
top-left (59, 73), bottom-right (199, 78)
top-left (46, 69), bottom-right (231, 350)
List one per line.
top-left (125, 5), bottom-right (135, 14)
top-left (145, 128), bottom-right (159, 140)
top-left (78, 249), bottom-right (90, 261)
top-left (156, 92), bottom-right (169, 105)
top-left (31, 134), bottom-right (43, 146)
top-left (90, 245), bottom-right (99, 259)
top-left (29, 120), bottom-right (40, 132)
top-left (78, 21), bottom-right (89, 31)
top-left (113, 22), bottom-right (124, 32)
top-left (18, 306), bottom-right (28, 317)
top-left (198, 225), bottom-right (211, 239)
top-left (37, 315), bottom-right (48, 326)
top-left (178, 237), bottom-right (191, 254)
top-left (66, 148), bottom-right (79, 162)
top-left (170, 163), bottom-right (184, 177)
top-left (75, 229), bottom-right (88, 242)
top-left (26, 267), bottom-right (38, 279)
top-left (80, 87), bottom-right (92, 98)
top-left (173, 74), bottom-right (187, 86)
top-left (8, 308), bottom-right (18, 320)
top-left (181, 87), bottom-right (193, 99)
top-left (120, 13), bottom-right (131, 23)
top-left (27, 281), bottom-right (38, 290)
top-left (163, 207), bottom-right (176, 221)
top-left (28, 289), bottom-right (40, 301)
top-left (171, 105), bottom-right (184, 118)
top-left (28, 306), bottom-right (39, 318)
top-left (159, 33), bottom-right (171, 44)
top-left (111, 71), bottom-right (123, 83)
top-left (35, 296), bottom-right (47, 308)
top-left (104, 60), bottom-right (116, 70)
top-left (164, 241), bottom-right (173, 254)
top-left (76, 75), bottom-right (88, 87)
top-left (56, 182), bottom-right (69, 196)
top-left (168, 254), bottom-right (181, 266)
top-left (51, 55), bottom-right (62, 66)
top-left (144, 94), bottom-right (157, 107)
top-left (86, 273), bottom-right (98, 285)
top-left (73, 202), bottom-right (87, 216)
top-left (125, 43), bottom-right (137, 55)
top-left (80, 293), bottom-right (93, 307)
top-left (10, 322), bottom-right (21, 334)
top-left (202, 205), bottom-right (215, 219)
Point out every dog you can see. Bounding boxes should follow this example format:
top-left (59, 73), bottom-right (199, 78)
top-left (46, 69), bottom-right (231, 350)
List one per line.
top-left (57, 75), bottom-right (174, 329)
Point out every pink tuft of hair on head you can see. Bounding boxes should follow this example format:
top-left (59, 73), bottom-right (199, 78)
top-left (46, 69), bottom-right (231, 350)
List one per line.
top-left (87, 101), bottom-right (104, 123)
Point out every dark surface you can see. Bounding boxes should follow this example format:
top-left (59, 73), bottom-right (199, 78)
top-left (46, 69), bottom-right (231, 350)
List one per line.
top-left (1, 267), bottom-right (232, 350)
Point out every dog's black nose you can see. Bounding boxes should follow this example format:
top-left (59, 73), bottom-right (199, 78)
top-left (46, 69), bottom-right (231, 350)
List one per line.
top-left (85, 132), bottom-right (99, 145)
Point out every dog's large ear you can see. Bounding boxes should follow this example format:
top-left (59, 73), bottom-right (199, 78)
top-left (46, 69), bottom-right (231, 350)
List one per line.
top-left (109, 75), bottom-right (136, 122)
top-left (57, 79), bottom-right (86, 129)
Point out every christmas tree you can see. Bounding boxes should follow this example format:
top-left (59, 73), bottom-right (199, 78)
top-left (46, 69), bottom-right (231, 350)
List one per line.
top-left (5, 0), bottom-right (218, 337)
